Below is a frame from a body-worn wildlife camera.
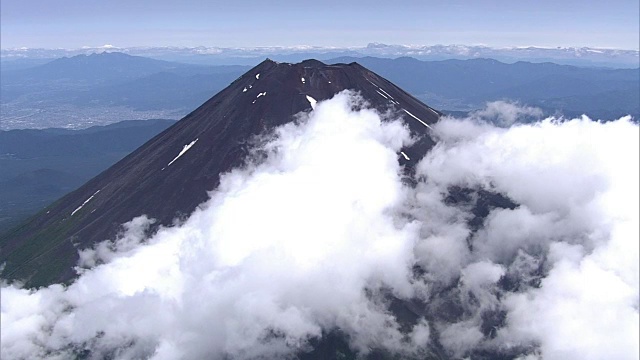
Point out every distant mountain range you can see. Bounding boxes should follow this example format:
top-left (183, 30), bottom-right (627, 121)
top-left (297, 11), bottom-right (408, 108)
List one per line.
top-left (1, 52), bottom-right (637, 130)
top-left (1, 53), bottom-right (250, 129)
top-left (2, 43), bottom-right (638, 68)
top-left (328, 56), bottom-right (640, 119)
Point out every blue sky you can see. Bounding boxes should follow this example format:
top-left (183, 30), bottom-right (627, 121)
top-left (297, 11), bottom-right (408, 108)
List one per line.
top-left (1, 0), bottom-right (639, 49)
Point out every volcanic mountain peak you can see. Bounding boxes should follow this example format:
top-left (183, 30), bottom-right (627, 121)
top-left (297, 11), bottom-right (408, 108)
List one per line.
top-left (0, 58), bottom-right (441, 287)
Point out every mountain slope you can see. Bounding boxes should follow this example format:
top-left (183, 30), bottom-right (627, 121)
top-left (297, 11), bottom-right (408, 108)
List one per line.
top-left (0, 59), bottom-right (440, 288)
top-left (0, 119), bottom-right (177, 233)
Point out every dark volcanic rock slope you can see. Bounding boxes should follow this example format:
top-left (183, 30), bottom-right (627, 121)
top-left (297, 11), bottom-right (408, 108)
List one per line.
top-left (0, 59), bottom-right (441, 287)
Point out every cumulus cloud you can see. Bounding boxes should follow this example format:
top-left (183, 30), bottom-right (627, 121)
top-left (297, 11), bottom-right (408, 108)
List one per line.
top-left (416, 113), bottom-right (639, 359)
top-left (470, 100), bottom-right (544, 126)
top-left (1, 92), bottom-right (425, 360)
top-left (1, 95), bottom-right (638, 360)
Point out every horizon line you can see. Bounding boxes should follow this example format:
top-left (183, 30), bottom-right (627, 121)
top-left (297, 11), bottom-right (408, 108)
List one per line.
top-left (2, 43), bottom-right (639, 53)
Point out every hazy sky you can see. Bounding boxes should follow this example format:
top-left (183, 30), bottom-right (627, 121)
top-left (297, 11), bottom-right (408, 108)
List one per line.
top-left (1, 0), bottom-right (639, 49)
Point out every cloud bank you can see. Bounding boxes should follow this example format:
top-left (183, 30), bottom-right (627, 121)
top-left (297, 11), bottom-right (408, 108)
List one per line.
top-left (2, 92), bottom-right (638, 360)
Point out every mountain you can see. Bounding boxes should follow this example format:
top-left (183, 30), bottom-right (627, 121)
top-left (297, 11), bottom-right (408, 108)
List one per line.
top-left (1, 52), bottom-right (189, 84)
top-left (0, 59), bottom-right (441, 288)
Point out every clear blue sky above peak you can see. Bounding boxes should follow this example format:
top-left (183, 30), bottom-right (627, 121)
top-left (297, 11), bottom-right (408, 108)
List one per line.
top-left (1, 0), bottom-right (638, 50)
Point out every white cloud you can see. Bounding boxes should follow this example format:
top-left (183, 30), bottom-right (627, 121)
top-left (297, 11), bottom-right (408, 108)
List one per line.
top-left (415, 113), bottom-right (639, 358)
top-left (1, 92), bottom-right (424, 359)
top-left (1, 98), bottom-right (638, 360)
top-left (469, 100), bottom-right (544, 126)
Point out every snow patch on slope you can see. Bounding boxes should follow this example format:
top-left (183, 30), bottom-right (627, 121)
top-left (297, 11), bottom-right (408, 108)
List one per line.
top-left (403, 109), bottom-right (432, 129)
top-left (70, 190), bottom-right (101, 216)
top-left (306, 95), bottom-right (317, 109)
top-left (166, 139), bottom-right (199, 167)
